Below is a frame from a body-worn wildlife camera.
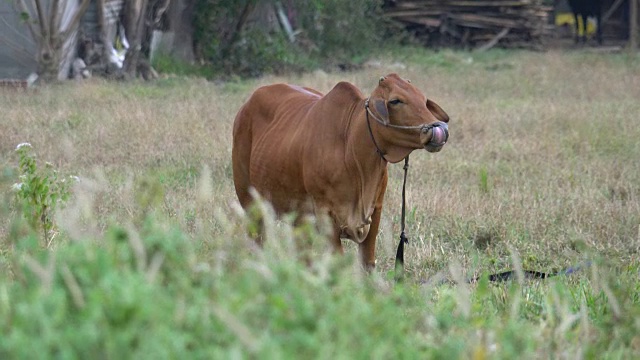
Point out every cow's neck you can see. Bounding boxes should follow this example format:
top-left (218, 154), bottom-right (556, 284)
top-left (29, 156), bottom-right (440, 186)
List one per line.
top-left (345, 101), bottom-right (387, 171)
top-left (352, 100), bottom-right (417, 164)
top-left (331, 101), bottom-right (385, 224)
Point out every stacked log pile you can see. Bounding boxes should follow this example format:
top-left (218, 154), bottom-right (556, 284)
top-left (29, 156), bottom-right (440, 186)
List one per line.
top-left (384, 0), bottom-right (554, 50)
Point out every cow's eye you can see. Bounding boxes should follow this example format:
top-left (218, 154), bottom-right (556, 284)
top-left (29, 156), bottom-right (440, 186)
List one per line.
top-left (388, 99), bottom-right (402, 105)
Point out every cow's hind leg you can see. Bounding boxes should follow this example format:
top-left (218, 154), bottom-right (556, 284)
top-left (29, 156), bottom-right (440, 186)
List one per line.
top-left (290, 213), bottom-right (341, 266)
top-left (245, 203), bottom-right (266, 247)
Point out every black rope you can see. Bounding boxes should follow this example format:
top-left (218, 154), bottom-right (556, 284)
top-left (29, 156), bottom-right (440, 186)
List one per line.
top-left (390, 152), bottom-right (589, 284)
top-left (365, 101), bottom-right (389, 162)
top-left (383, 148), bottom-right (589, 284)
top-left (365, 100), bottom-right (587, 285)
top-left (394, 156), bottom-right (410, 282)
top-left (421, 261), bottom-right (592, 286)
top-left (472, 261), bottom-right (591, 283)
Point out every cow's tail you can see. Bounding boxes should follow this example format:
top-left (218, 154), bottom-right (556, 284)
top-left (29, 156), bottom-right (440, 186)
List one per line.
top-left (231, 103), bottom-right (255, 210)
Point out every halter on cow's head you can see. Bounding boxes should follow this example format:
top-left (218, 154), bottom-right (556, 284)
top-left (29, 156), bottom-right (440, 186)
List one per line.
top-left (365, 74), bottom-right (449, 162)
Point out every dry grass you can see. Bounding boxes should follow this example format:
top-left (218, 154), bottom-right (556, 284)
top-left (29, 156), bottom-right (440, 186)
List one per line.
top-left (1, 49), bottom-right (639, 282)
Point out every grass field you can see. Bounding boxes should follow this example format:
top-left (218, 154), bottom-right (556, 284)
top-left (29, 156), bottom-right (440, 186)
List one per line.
top-left (1, 48), bottom-right (640, 358)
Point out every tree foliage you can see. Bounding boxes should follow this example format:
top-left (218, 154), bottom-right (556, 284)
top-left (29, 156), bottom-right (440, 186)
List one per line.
top-left (193, 0), bottom-right (387, 77)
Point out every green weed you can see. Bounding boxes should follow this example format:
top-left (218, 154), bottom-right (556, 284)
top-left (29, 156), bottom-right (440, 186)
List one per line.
top-left (479, 166), bottom-right (490, 194)
top-left (11, 143), bottom-right (74, 247)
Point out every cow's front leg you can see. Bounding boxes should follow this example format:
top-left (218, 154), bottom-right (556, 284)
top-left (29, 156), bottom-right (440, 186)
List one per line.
top-left (359, 206), bottom-right (381, 272)
top-left (358, 171), bottom-right (387, 272)
top-left (331, 224), bottom-right (344, 254)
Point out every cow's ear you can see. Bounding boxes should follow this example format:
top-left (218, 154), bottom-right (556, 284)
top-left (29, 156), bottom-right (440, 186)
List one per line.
top-left (427, 99), bottom-right (449, 123)
top-left (372, 99), bottom-right (389, 124)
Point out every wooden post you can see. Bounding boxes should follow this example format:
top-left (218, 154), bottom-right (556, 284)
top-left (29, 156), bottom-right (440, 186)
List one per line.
top-left (631, 0), bottom-right (639, 50)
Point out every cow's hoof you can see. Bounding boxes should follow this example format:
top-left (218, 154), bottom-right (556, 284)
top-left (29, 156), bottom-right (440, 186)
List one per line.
top-left (364, 262), bottom-right (376, 273)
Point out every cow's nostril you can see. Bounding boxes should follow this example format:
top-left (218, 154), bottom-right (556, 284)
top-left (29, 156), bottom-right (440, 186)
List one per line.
top-left (435, 121), bottom-right (448, 131)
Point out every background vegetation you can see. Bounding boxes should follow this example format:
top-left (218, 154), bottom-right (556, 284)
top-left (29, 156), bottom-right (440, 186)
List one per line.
top-left (1, 48), bottom-right (640, 357)
top-left (187, 0), bottom-right (389, 77)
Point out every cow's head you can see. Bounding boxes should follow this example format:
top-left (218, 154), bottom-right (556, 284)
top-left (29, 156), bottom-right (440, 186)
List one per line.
top-left (367, 74), bottom-right (449, 160)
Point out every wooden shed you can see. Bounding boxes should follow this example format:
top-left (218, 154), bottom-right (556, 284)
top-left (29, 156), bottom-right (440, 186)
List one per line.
top-left (383, 0), bottom-right (639, 49)
top-left (383, 0), bottom-right (554, 50)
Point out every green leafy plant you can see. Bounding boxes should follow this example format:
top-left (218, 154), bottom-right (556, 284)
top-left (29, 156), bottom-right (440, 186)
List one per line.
top-left (479, 166), bottom-right (490, 194)
top-left (12, 143), bottom-right (74, 247)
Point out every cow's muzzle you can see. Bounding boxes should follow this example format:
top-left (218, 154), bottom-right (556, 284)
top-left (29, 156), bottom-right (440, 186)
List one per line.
top-left (422, 121), bottom-right (449, 152)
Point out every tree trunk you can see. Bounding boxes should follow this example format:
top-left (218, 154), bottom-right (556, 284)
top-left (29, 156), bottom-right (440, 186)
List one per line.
top-left (37, 41), bottom-right (60, 82)
top-left (123, 0), bottom-right (170, 79)
top-left (123, 0), bottom-right (148, 77)
top-left (220, 0), bottom-right (256, 60)
top-left (18, 0), bottom-right (90, 82)
top-left (168, 0), bottom-right (195, 62)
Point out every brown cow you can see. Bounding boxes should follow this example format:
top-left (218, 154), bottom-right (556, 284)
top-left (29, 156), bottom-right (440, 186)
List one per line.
top-left (232, 74), bottom-right (449, 270)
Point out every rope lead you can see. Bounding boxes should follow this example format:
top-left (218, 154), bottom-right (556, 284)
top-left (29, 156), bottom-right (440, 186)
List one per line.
top-left (394, 156), bottom-right (410, 282)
